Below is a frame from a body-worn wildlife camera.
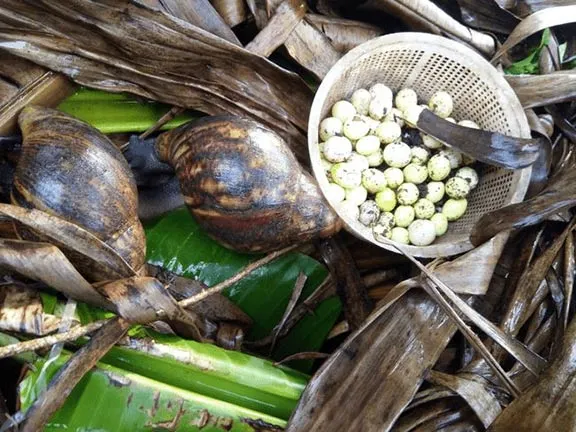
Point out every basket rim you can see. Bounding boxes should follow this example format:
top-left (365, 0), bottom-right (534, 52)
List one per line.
top-left (308, 32), bottom-right (532, 258)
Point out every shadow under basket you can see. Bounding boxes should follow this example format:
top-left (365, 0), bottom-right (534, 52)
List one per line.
top-left (308, 32), bottom-right (532, 258)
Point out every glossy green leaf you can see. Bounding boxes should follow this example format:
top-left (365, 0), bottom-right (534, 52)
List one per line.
top-left (19, 352), bottom-right (288, 432)
top-left (58, 88), bottom-right (196, 134)
top-left (145, 208), bottom-right (341, 368)
top-left (505, 29), bottom-right (551, 75)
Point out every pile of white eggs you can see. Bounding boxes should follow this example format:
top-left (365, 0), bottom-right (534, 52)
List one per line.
top-left (318, 84), bottom-right (480, 247)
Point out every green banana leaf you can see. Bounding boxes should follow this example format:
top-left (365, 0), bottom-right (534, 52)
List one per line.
top-left (145, 208), bottom-right (342, 369)
top-left (18, 352), bottom-right (288, 432)
top-left (505, 29), bottom-right (551, 75)
top-left (57, 88), bottom-right (196, 134)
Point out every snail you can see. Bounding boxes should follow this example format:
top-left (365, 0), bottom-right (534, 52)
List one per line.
top-left (9, 106), bottom-right (146, 281)
top-left (127, 115), bottom-right (342, 253)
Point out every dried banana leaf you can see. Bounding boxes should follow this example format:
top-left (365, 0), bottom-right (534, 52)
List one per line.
top-left (0, 72), bottom-right (74, 135)
top-left (305, 14), bottom-right (382, 53)
top-left (245, 0), bottom-right (307, 57)
top-left (493, 5), bottom-right (576, 61)
top-left (0, 51), bottom-right (45, 87)
top-left (0, 78), bottom-right (18, 105)
top-left (426, 371), bottom-right (501, 428)
top-left (471, 156), bottom-right (576, 245)
top-left (505, 71), bottom-right (576, 108)
top-left (0, 283), bottom-right (61, 336)
top-left (513, 0), bottom-right (576, 17)
top-left (0, 239), bottom-right (110, 308)
top-left (359, 0), bottom-right (496, 56)
top-left (455, 0), bottom-right (520, 34)
top-left (0, 0), bottom-right (313, 160)
top-left (415, 109), bottom-right (542, 169)
top-left (525, 109), bottom-right (552, 197)
top-left (210, 0), bottom-right (247, 28)
top-left (489, 317), bottom-right (576, 431)
top-left (286, 235), bottom-right (507, 432)
top-left (138, 0), bottom-right (241, 45)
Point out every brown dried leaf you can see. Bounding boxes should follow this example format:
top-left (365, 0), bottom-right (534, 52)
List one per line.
top-left (0, 283), bottom-right (62, 336)
top-left (0, 72), bottom-right (74, 135)
top-left (427, 371), bottom-right (502, 428)
top-left (138, 0), bottom-right (241, 45)
top-left (513, 0), bottom-right (576, 18)
top-left (245, 0), bottom-right (307, 57)
top-left (0, 0), bottom-right (313, 160)
top-left (0, 51), bottom-right (45, 86)
top-left (305, 14), bottom-right (383, 53)
top-left (0, 204), bottom-right (135, 280)
top-left (0, 239), bottom-right (109, 308)
top-left (415, 109), bottom-right (542, 169)
top-left (505, 71), bottom-right (576, 108)
top-left (358, 0), bottom-right (496, 56)
top-left (489, 317), bottom-right (576, 431)
top-left (455, 0), bottom-right (520, 34)
top-left (0, 78), bottom-right (18, 105)
top-left (493, 5), bottom-right (576, 61)
top-left (209, 0), bottom-right (247, 28)
top-left (471, 156), bottom-right (576, 245)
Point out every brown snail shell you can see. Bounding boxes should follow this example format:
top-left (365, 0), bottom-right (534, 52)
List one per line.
top-left (155, 116), bottom-right (342, 253)
top-left (12, 106), bottom-right (146, 280)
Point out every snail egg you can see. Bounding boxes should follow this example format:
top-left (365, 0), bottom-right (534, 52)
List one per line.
top-left (391, 227), bottom-right (410, 244)
top-left (373, 223), bottom-right (392, 242)
top-left (368, 97), bottom-right (392, 121)
top-left (442, 198), bottom-right (468, 221)
top-left (347, 152), bottom-right (370, 172)
top-left (397, 182), bottom-right (419, 205)
top-left (428, 91), bottom-right (453, 118)
top-left (360, 115), bottom-right (380, 134)
top-left (439, 148), bottom-right (463, 170)
top-left (320, 157), bottom-right (333, 172)
top-left (385, 108), bottom-right (405, 128)
top-left (343, 116), bottom-right (370, 140)
top-left (332, 100), bottom-right (356, 122)
top-left (330, 162), bottom-right (362, 189)
top-left (378, 211), bottom-right (396, 229)
top-left (346, 185), bottom-right (369, 206)
top-left (427, 154), bottom-right (451, 181)
top-left (326, 182), bottom-right (346, 203)
top-left (411, 146), bottom-right (430, 165)
top-left (322, 136), bottom-right (353, 163)
top-left (366, 150), bottom-right (384, 167)
top-left (445, 177), bottom-right (471, 199)
top-left (431, 213), bottom-right (448, 236)
top-left (383, 167), bottom-right (404, 189)
top-left (403, 164), bottom-right (428, 185)
top-left (375, 121), bottom-right (402, 144)
top-left (394, 205), bottom-right (415, 228)
top-left (408, 220), bottom-right (437, 246)
top-left (458, 119), bottom-right (480, 129)
top-left (362, 168), bottom-right (388, 194)
top-left (425, 181), bottom-right (445, 203)
top-left (421, 133), bottom-right (443, 150)
top-left (383, 142), bottom-right (412, 168)
top-left (351, 89), bottom-right (371, 115)
top-left (375, 188), bottom-right (397, 212)
top-left (369, 83), bottom-right (393, 101)
top-left (414, 198), bottom-right (435, 219)
top-left (456, 167), bottom-right (479, 190)
top-left (402, 105), bottom-right (426, 128)
top-left (355, 135), bottom-right (381, 155)
top-left (358, 200), bottom-right (381, 226)
top-left (339, 200), bottom-right (360, 221)
top-left (319, 117), bottom-right (343, 141)
top-left (394, 88), bottom-right (418, 112)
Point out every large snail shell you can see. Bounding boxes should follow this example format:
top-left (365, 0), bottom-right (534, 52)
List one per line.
top-left (155, 116), bottom-right (342, 253)
top-left (12, 106), bottom-right (146, 280)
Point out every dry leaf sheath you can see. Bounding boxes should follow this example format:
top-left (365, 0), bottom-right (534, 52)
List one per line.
top-left (0, 0), bottom-right (313, 160)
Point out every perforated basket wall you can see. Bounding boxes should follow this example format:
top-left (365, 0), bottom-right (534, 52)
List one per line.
top-left (309, 33), bottom-right (531, 258)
